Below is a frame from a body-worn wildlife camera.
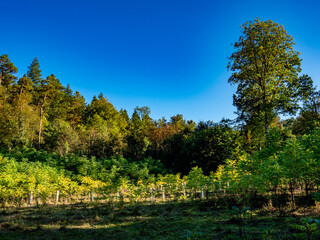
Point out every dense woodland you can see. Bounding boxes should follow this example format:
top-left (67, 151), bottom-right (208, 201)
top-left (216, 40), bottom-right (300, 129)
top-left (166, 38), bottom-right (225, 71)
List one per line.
top-left (1, 19), bottom-right (320, 207)
top-left (0, 53), bottom-right (244, 175)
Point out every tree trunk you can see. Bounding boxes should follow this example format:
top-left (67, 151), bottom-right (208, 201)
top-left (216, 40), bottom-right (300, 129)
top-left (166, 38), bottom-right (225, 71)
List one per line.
top-left (265, 112), bottom-right (268, 134)
top-left (289, 182), bottom-right (295, 209)
top-left (19, 84), bottom-right (23, 100)
top-left (263, 86), bottom-right (268, 135)
top-left (38, 94), bottom-right (47, 149)
top-left (38, 106), bottom-right (43, 149)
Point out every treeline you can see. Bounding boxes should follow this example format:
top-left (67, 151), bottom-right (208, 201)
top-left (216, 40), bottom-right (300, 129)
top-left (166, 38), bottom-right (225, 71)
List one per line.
top-left (2, 19), bottom-right (320, 212)
top-left (0, 54), bottom-right (244, 174)
top-left (1, 52), bottom-right (320, 175)
top-left (1, 47), bottom-right (320, 174)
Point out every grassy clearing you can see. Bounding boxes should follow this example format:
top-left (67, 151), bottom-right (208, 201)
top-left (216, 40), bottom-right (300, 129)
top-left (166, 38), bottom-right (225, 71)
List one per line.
top-left (1, 198), bottom-right (320, 240)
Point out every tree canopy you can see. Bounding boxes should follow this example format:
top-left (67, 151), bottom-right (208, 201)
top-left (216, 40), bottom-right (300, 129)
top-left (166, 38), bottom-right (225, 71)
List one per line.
top-left (227, 19), bottom-right (312, 149)
top-left (0, 18), bottom-right (319, 174)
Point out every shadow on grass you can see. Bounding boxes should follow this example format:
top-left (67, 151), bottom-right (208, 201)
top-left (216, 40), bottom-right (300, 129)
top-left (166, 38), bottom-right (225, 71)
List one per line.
top-left (0, 198), bottom-right (313, 240)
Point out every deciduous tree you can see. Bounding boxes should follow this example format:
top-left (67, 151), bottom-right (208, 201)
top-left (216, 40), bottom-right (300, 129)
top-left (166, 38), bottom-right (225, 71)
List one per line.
top-left (227, 19), bottom-right (310, 148)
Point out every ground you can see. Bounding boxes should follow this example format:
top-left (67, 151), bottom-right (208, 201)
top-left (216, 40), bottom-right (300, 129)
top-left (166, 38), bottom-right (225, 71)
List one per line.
top-left (1, 198), bottom-right (320, 239)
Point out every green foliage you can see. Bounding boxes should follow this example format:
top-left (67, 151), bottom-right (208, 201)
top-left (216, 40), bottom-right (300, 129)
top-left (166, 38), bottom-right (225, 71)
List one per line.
top-left (180, 226), bottom-right (203, 239)
top-left (27, 57), bottom-right (42, 87)
top-left (228, 206), bottom-right (250, 219)
top-left (1, 147), bottom-right (167, 184)
top-left (183, 122), bottom-right (243, 174)
top-left (1, 18), bottom-right (320, 208)
top-left (261, 228), bottom-right (273, 240)
top-left (228, 206), bottom-right (250, 239)
top-left (227, 18), bottom-right (309, 151)
top-left (0, 54), bottom-right (18, 88)
top-left (311, 192), bottom-right (320, 202)
top-left (0, 154), bottom-right (76, 206)
top-left (43, 119), bottom-right (80, 155)
top-left (289, 217), bottom-right (320, 240)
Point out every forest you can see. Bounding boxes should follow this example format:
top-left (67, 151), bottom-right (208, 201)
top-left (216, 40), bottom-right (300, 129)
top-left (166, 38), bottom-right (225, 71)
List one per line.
top-left (2, 19), bottom-right (320, 239)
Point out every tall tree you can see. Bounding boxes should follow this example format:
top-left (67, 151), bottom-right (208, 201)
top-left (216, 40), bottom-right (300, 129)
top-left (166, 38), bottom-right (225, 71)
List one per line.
top-left (37, 74), bottom-right (63, 148)
top-left (302, 79), bottom-right (320, 114)
top-left (170, 114), bottom-right (187, 132)
top-left (0, 54), bottom-right (18, 90)
top-left (14, 74), bottom-right (38, 147)
top-left (227, 19), bottom-right (308, 142)
top-left (292, 79), bottom-right (320, 135)
top-left (27, 57), bottom-right (43, 107)
top-left (68, 90), bottom-right (86, 126)
top-left (119, 108), bottom-right (130, 123)
top-left (125, 106), bottom-right (152, 160)
top-left (17, 74), bottom-right (34, 99)
top-left (27, 57), bottom-right (42, 87)
top-left (85, 93), bottom-right (127, 158)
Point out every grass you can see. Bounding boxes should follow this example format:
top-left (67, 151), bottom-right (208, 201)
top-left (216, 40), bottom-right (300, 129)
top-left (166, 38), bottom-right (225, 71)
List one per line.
top-left (1, 197), bottom-right (320, 239)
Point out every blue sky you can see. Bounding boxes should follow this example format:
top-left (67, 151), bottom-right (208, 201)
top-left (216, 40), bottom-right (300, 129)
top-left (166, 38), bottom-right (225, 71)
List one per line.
top-left (1, 0), bottom-right (320, 122)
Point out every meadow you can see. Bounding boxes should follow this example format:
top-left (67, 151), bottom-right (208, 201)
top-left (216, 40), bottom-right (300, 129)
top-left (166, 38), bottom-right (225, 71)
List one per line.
top-left (1, 193), bottom-right (320, 240)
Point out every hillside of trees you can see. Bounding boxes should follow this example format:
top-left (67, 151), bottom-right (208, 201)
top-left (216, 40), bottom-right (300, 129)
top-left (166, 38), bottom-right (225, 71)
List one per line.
top-left (3, 18), bottom-right (320, 239)
top-left (0, 18), bottom-right (319, 180)
top-left (0, 54), bottom-right (244, 175)
top-left (1, 22), bottom-right (320, 178)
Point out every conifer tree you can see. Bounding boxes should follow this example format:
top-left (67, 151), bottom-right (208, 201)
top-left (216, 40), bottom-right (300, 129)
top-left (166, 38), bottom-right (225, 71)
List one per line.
top-left (37, 74), bottom-right (63, 148)
top-left (17, 74), bottom-right (34, 99)
top-left (27, 57), bottom-right (42, 87)
top-left (0, 54), bottom-right (18, 88)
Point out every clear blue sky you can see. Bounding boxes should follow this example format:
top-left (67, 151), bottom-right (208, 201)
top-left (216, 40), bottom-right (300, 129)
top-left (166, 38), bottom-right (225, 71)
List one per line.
top-left (1, 0), bottom-right (320, 122)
